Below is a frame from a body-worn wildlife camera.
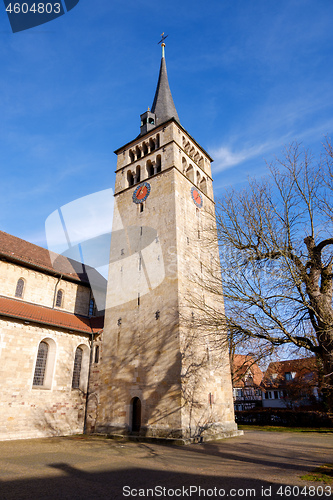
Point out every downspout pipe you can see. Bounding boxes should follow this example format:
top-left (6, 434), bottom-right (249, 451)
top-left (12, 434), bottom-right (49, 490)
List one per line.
top-left (52, 274), bottom-right (63, 308)
top-left (84, 328), bottom-right (102, 434)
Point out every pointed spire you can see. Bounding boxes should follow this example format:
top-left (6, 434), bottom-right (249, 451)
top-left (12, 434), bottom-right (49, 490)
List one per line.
top-left (151, 42), bottom-right (180, 126)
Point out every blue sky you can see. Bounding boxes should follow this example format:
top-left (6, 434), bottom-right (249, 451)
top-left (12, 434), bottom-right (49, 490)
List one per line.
top-left (1, 0), bottom-right (333, 248)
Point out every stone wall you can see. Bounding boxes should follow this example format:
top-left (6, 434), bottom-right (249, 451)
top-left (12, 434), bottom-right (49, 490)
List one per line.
top-left (0, 260), bottom-right (91, 316)
top-left (0, 317), bottom-right (91, 440)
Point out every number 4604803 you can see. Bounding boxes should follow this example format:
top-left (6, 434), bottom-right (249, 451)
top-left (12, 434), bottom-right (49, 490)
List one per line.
top-left (6, 3), bottom-right (61, 14)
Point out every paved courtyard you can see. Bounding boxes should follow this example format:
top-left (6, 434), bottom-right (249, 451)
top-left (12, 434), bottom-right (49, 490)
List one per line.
top-left (0, 430), bottom-right (332, 499)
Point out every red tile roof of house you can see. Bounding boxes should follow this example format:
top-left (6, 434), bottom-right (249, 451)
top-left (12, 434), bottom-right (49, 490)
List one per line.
top-left (231, 354), bottom-right (263, 387)
top-left (262, 358), bottom-right (318, 388)
top-left (0, 231), bottom-right (90, 284)
top-left (0, 296), bottom-right (104, 334)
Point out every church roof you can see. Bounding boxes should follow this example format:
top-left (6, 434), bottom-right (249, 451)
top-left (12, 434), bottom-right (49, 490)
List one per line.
top-left (151, 50), bottom-right (180, 126)
top-left (0, 295), bottom-right (104, 334)
top-left (0, 230), bottom-right (90, 284)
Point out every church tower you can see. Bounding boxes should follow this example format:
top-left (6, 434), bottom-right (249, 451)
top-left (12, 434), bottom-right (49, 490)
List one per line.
top-left (96, 42), bottom-right (238, 441)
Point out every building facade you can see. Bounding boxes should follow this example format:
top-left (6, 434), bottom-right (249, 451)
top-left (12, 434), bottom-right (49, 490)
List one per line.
top-left (0, 45), bottom-right (238, 442)
top-left (0, 231), bottom-right (103, 440)
top-left (231, 355), bottom-right (263, 411)
top-left (261, 358), bottom-right (321, 409)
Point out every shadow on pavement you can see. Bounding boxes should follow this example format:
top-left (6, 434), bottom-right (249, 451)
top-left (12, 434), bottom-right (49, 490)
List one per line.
top-left (0, 461), bottom-right (329, 500)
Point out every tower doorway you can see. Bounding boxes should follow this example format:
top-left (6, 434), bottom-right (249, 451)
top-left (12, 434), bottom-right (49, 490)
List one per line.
top-left (131, 397), bottom-right (141, 433)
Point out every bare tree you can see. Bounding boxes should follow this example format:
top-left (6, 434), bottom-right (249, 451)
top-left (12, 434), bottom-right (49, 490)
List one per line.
top-left (196, 141), bottom-right (333, 408)
top-left (213, 143), bottom-right (333, 408)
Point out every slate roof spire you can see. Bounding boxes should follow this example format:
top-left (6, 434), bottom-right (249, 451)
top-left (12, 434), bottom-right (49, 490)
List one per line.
top-left (140, 39), bottom-right (180, 135)
top-left (151, 40), bottom-right (180, 126)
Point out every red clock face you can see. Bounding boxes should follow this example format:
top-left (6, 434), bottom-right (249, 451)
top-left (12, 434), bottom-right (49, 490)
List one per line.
top-left (136, 185), bottom-right (148, 200)
top-left (191, 187), bottom-right (203, 208)
top-left (133, 182), bottom-right (151, 204)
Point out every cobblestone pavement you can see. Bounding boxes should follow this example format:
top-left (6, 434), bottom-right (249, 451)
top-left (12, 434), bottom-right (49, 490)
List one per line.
top-left (0, 430), bottom-right (332, 500)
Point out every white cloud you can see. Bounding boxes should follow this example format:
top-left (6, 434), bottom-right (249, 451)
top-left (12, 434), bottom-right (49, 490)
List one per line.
top-left (210, 143), bottom-right (271, 172)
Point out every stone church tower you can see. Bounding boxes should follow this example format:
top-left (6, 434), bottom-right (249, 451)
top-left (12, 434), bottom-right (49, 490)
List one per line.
top-left (96, 43), bottom-right (238, 441)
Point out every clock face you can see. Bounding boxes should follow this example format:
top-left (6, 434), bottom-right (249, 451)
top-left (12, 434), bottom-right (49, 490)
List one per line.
top-left (133, 182), bottom-right (151, 204)
top-left (191, 187), bottom-right (203, 208)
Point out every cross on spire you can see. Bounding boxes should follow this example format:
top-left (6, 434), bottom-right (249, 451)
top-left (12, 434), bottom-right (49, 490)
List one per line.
top-left (158, 33), bottom-right (168, 57)
top-left (158, 32), bottom-right (168, 45)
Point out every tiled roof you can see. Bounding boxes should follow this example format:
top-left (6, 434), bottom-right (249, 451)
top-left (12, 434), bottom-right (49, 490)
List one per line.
top-left (0, 296), bottom-right (104, 334)
top-left (0, 231), bottom-right (90, 284)
top-left (231, 354), bottom-right (263, 387)
top-left (262, 358), bottom-right (318, 388)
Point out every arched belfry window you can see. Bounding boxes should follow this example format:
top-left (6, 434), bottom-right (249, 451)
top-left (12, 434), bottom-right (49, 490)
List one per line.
top-left (142, 142), bottom-right (148, 156)
top-left (156, 155), bottom-right (162, 173)
top-left (127, 171), bottom-right (134, 187)
top-left (129, 150), bottom-right (135, 163)
top-left (72, 347), bottom-right (83, 389)
top-left (186, 165), bottom-right (194, 183)
top-left (200, 177), bottom-right (207, 195)
top-left (149, 137), bottom-right (155, 152)
top-left (55, 289), bottom-right (63, 308)
top-left (135, 146), bottom-right (142, 159)
top-left (146, 160), bottom-right (154, 178)
top-left (15, 278), bottom-right (25, 298)
top-left (136, 165), bottom-right (141, 184)
top-left (33, 341), bottom-right (48, 386)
